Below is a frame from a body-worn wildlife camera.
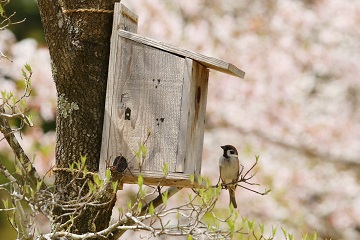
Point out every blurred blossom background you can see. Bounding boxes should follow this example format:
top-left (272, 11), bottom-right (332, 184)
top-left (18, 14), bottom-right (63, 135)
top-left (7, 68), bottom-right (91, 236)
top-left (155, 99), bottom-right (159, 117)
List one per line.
top-left (1, 0), bottom-right (360, 239)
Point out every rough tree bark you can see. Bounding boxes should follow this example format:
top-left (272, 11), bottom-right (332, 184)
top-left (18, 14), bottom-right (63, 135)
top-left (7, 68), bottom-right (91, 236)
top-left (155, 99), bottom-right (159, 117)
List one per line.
top-left (37, 0), bottom-right (117, 236)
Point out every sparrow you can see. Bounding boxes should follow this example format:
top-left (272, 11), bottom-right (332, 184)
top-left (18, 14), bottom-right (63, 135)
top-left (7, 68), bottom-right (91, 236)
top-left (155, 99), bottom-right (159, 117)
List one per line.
top-left (219, 145), bottom-right (240, 208)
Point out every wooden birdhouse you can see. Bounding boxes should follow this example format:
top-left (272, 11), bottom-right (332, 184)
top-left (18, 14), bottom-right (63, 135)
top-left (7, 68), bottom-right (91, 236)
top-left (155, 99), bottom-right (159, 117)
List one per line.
top-left (99, 3), bottom-right (245, 188)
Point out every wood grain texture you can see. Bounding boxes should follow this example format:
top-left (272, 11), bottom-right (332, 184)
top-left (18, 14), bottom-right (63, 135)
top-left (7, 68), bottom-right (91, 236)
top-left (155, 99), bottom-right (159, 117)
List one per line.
top-left (121, 170), bottom-right (204, 188)
top-left (118, 30), bottom-right (245, 79)
top-left (100, 3), bottom-right (138, 177)
top-left (176, 59), bottom-right (208, 178)
top-left (185, 59), bottom-right (209, 176)
top-left (115, 39), bottom-right (185, 173)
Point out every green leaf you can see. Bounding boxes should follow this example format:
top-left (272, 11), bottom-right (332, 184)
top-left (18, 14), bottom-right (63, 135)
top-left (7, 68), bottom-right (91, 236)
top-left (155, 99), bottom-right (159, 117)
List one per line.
top-left (83, 166), bottom-right (88, 176)
top-left (281, 227), bottom-right (287, 238)
top-left (140, 188), bottom-right (146, 198)
top-left (197, 175), bottom-right (203, 185)
top-left (0, 5), bottom-right (4, 17)
top-left (127, 200), bottom-right (132, 209)
top-left (81, 155), bottom-right (86, 167)
top-left (247, 219), bottom-right (255, 230)
top-left (162, 190), bottom-right (168, 206)
top-left (188, 193), bottom-right (192, 201)
top-left (105, 169), bottom-right (111, 182)
top-left (24, 63), bottom-right (32, 73)
top-left (9, 215), bottom-right (15, 226)
top-left (20, 99), bottom-right (27, 109)
top-left (137, 201), bottom-right (142, 213)
top-left (162, 162), bottom-right (168, 175)
top-left (238, 233), bottom-right (244, 240)
top-left (312, 231), bottom-right (317, 240)
top-left (70, 215), bottom-right (74, 224)
top-left (227, 219), bottom-right (235, 232)
top-left (229, 202), bottom-right (235, 214)
top-left (205, 178), bottom-right (211, 188)
top-left (140, 144), bottom-right (147, 157)
top-left (189, 174), bottom-right (194, 184)
top-left (93, 174), bottom-right (101, 186)
top-left (215, 218), bottom-right (220, 230)
top-left (2, 199), bottom-right (8, 209)
top-left (259, 223), bottom-right (264, 235)
top-left (36, 180), bottom-right (42, 191)
top-left (149, 202), bottom-right (155, 216)
top-left (272, 225), bottom-right (278, 237)
top-left (22, 69), bottom-right (27, 79)
top-left (25, 185), bottom-right (30, 195)
top-left (87, 181), bottom-right (95, 194)
top-left (1, 90), bottom-right (6, 100)
top-left (137, 174), bottom-right (143, 188)
top-left (234, 211), bottom-right (239, 221)
top-left (6, 91), bottom-right (13, 100)
top-left (135, 150), bottom-right (141, 162)
top-left (187, 235), bottom-right (193, 240)
top-left (112, 181), bottom-right (118, 193)
top-left (11, 95), bottom-right (17, 105)
top-left (302, 233), bottom-right (308, 240)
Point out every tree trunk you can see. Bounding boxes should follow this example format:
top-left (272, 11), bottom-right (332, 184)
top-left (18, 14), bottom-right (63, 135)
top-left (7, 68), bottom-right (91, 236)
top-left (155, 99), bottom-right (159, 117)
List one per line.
top-left (37, 0), bottom-right (117, 235)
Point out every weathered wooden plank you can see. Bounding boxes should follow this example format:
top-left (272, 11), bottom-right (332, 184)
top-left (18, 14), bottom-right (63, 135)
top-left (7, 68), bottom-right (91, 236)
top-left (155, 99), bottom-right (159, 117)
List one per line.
top-left (100, 3), bottom-right (138, 177)
top-left (175, 58), bottom-right (208, 176)
top-left (184, 59), bottom-right (208, 176)
top-left (121, 170), bottom-right (204, 188)
top-left (116, 39), bottom-right (185, 173)
top-left (118, 30), bottom-right (245, 79)
top-left (118, 3), bottom-right (138, 33)
top-left (175, 60), bottom-right (191, 173)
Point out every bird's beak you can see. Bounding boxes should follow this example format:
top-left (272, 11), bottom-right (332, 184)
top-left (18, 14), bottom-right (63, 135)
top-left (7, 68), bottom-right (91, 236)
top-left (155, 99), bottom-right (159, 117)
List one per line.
top-left (221, 146), bottom-right (225, 150)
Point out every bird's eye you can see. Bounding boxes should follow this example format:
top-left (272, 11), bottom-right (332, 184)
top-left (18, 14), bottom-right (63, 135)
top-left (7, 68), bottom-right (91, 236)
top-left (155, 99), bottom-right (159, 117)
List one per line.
top-left (229, 150), bottom-right (235, 154)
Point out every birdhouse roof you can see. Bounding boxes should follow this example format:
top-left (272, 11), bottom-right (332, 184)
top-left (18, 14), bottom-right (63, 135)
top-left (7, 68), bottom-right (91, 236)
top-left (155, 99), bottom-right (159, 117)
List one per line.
top-left (118, 30), bottom-right (245, 79)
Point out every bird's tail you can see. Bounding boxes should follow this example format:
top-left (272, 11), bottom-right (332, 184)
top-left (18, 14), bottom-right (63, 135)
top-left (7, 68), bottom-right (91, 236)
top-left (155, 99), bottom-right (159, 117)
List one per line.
top-left (229, 188), bottom-right (237, 209)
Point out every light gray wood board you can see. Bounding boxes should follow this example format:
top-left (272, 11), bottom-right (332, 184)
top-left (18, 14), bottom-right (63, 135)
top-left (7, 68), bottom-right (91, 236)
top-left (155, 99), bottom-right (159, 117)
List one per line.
top-left (100, 3), bottom-right (138, 177)
top-left (118, 39), bottom-right (185, 173)
top-left (102, 36), bottom-right (186, 174)
top-left (175, 59), bottom-right (208, 176)
top-left (185, 59), bottom-right (208, 176)
top-left (117, 3), bottom-right (138, 33)
top-left (118, 30), bottom-right (245, 79)
top-left (121, 170), bottom-right (204, 188)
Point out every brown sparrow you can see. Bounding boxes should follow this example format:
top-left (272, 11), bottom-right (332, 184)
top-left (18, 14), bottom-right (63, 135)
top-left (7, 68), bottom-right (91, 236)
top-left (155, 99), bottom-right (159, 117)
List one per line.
top-left (219, 145), bottom-right (240, 208)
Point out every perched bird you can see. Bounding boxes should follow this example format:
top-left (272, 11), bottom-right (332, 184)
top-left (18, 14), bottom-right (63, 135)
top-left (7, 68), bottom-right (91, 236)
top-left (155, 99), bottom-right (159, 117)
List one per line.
top-left (219, 145), bottom-right (240, 208)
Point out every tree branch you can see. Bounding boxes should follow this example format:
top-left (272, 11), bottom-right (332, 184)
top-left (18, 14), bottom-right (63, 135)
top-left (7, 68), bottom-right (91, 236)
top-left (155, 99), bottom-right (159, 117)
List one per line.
top-left (112, 186), bottom-right (182, 239)
top-left (0, 110), bottom-right (45, 190)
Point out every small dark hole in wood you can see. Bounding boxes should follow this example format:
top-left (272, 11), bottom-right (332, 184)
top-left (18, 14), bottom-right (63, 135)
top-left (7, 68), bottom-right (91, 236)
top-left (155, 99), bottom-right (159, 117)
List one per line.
top-left (112, 156), bottom-right (128, 173)
top-left (125, 107), bottom-right (131, 120)
top-left (197, 86), bottom-right (201, 103)
top-left (155, 79), bottom-right (161, 89)
top-left (160, 117), bottom-right (164, 122)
